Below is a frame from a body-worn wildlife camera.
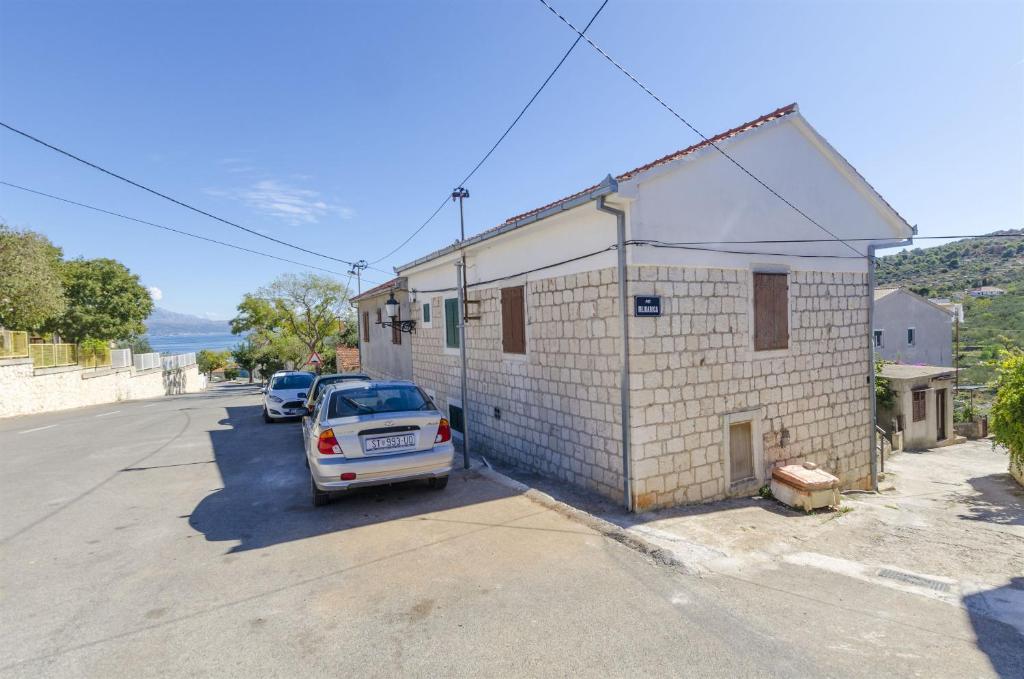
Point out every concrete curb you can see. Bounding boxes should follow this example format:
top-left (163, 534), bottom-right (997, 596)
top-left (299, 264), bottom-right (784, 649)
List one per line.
top-left (474, 463), bottom-right (696, 572)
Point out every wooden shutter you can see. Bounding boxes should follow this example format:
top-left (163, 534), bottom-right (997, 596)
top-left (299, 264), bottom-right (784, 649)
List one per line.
top-left (501, 286), bottom-right (526, 354)
top-left (362, 312), bottom-right (369, 342)
top-left (422, 303), bottom-right (430, 324)
top-left (753, 273), bottom-right (789, 351)
top-left (912, 390), bottom-right (927, 422)
top-left (392, 308), bottom-right (401, 345)
top-left (729, 421), bottom-right (754, 482)
top-left (445, 298), bottom-right (459, 348)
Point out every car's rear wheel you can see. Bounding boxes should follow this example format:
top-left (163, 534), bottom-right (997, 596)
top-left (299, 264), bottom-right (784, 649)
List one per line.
top-left (428, 475), bottom-right (449, 490)
top-left (311, 473), bottom-right (331, 507)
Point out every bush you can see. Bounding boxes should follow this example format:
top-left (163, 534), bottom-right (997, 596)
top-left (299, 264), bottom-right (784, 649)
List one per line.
top-left (990, 349), bottom-right (1024, 474)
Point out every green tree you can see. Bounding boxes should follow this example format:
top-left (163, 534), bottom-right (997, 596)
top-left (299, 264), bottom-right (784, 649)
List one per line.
top-left (231, 339), bottom-right (261, 383)
top-left (197, 349), bottom-right (230, 377)
top-left (49, 258), bottom-right (153, 342)
top-left (230, 293), bottom-right (284, 341)
top-left (990, 349), bottom-right (1024, 475)
top-left (0, 225), bottom-right (66, 330)
top-left (116, 335), bottom-right (154, 354)
top-left (259, 273), bottom-right (348, 374)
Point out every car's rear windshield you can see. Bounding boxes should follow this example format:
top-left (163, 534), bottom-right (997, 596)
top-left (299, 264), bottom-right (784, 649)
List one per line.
top-left (270, 373), bottom-right (313, 390)
top-left (313, 374), bottom-right (367, 398)
top-left (328, 385), bottom-right (434, 418)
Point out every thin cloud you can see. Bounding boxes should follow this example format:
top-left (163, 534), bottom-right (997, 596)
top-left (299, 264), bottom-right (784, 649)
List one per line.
top-left (147, 286), bottom-right (163, 301)
top-left (206, 179), bottom-right (354, 225)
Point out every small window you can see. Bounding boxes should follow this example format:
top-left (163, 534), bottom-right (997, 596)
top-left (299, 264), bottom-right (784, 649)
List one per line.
top-left (422, 303), bottom-right (431, 324)
top-left (753, 272), bottom-right (788, 351)
top-left (501, 285), bottom-right (526, 354)
top-left (362, 312), bottom-right (369, 342)
top-left (444, 298), bottom-right (460, 349)
top-left (874, 330), bottom-right (884, 348)
top-left (448, 403), bottom-right (464, 434)
top-left (376, 308), bottom-right (382, 324)
top-left (912, 391), bottom-right (927, 422)
top-left (392, 307), bottom-right (402, 345)
top-left (907, 328), bottom-right (915, 346)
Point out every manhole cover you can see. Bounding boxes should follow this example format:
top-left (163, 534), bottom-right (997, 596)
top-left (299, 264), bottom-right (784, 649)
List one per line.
top-left (877, 568), bottom-right (951, 592)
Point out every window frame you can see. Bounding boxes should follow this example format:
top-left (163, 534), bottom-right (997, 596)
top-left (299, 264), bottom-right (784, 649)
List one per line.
top-left (912, 390), bottom-right (927, 422)
top-left (907, 327), bottom-right (916, 346)
top-left (874, 330), bottom-right (884, 348)
top-left (362, 311), bottom-right (370, 343)
top-left (750, 268), bottom-right (791, 354)
top-left (443, 297), bottom-right (460, 352)
top-left (420, 302), bottom-right (432, 329)
top-left (391, 306), bottom-right (402, 346)
top-left (723, 409), bottom-right (764, 489)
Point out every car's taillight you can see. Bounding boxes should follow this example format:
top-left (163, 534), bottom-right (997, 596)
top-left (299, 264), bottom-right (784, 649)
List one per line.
top-left (435, 418), bottom-right (451, 444)
top-left (318, 428), bottom-right (342, 455)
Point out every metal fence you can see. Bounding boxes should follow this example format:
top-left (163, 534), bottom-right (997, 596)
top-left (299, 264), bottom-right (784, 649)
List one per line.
top-left (1, 330), bottom-right (29, 359)
top-left (78, 344), bottom-right (112, 369)
top-left (162, 352), bottom-right (197, 370)
top-left (134, 351), bottom-right (162, 371)
top-left (29, 343), bottom-right (79, 368)
top-left (110, 348), bottom-right (132, 369)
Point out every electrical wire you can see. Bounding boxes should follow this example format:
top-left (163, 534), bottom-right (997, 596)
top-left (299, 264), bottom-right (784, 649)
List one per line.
top-left (0, 180), bottom-right (387, 287)
top-left (535, 0), bottom-right (865, 258)
top-left (367, 0), bottom-right (611, 266)
top-left (0, 121), bottom-right (392, 276)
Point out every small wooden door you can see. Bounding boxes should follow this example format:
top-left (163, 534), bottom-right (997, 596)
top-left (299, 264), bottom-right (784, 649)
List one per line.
top-left (936, 389), bottom-right (947, 440)
top-left (730, 421), bottom-right (754, 483)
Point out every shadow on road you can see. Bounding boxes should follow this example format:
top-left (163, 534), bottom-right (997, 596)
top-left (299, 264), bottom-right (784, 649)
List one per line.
top-left (963, 577), bottom-right (1024, 679)
top-left (957, 473), bottom-right (1024, 526)
top-left (188, 404), bottom-right (520, 553)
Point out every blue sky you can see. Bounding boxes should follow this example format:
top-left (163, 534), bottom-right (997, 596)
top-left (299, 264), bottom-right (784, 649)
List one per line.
top-left (1, 0), bottom-right (1021, 319)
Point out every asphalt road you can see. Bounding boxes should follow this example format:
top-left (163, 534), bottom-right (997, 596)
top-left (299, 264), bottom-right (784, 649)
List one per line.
top-left (0, 385), bottom-right (1017, 678)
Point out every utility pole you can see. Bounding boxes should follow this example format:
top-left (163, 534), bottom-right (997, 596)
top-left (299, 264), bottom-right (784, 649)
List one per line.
top-left (349, 259), bottom-right (368, 369)
top-left (451, 187), bottom-right (471, 470)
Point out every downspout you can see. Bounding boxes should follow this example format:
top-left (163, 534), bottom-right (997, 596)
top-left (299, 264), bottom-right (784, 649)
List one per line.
top-left (867, 244), bottom-right (878, 492)
top-left (596, 196), bottom-right (632, 511)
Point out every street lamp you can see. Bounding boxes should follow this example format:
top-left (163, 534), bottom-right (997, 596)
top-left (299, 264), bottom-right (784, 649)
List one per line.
top-left (379, 291), bottom-right (416, 333)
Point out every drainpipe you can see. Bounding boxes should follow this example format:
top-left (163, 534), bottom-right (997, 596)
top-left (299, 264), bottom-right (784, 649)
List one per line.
top-left (596, 197), bottom-right (632, 511)
top-left (867, 244), bottom-right (878, 492)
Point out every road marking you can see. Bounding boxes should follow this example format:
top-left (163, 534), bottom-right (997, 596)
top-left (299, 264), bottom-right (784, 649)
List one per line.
top-left (141, 403), bottom-right (159, 408)
top-left (95, 410), bottom-right (122, 418)
top-left (18, 424), bottom-right (58, 434)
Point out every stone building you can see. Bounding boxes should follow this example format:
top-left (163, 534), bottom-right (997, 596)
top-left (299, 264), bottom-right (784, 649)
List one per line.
top-left (389, 103), bottom-right (914, 511)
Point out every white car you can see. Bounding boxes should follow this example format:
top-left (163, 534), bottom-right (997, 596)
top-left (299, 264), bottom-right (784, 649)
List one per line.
top-left (262, 371), bottom-right (315, 422)
top-left (302, 380), bottom-right (455, 506)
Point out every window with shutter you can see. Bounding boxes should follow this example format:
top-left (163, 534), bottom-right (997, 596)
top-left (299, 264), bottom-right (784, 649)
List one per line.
top-left (392, 308), bottom-right (401, 345)
top-left (501, 285), bottom-right (526, 354)
top-left (444, 298), bottom-right (459, 348)
top-left (912, 390), bottom-right (927, 422)
top-left (362, 312), bottom-right (369, 342)
top-left (753, 272), bottom-right (789, 351)
top-left (422, 303), bottom-right (431, 324)
top-left (376, 308), bottom-right (382, 324)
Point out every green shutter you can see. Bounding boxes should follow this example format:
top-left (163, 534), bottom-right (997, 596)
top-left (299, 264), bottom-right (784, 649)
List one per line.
top-left (445, 298), bottom-right (460, 348)
top-left (422, 303), bottom-right (431, 324)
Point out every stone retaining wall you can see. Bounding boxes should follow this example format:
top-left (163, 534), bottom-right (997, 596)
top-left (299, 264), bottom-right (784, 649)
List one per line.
top-left (0, 358), bottom-right (205, 418)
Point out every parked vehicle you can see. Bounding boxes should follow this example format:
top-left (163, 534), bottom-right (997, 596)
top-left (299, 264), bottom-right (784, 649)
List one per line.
top-left (302, 380), bottom-right (454, 506)
top-left (262, 371), bottom-right (315, 423)
top-left (303, 372), bottom-right (370, 411)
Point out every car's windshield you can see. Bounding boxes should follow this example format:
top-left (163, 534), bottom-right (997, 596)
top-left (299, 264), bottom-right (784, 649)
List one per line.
top-left (270, 373), bottom-right (313, 390)
top-left (328, 385), bottom-right (434, 418)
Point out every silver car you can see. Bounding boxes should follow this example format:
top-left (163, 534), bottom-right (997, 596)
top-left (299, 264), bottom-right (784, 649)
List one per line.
top-left (302, 380), bottom-right (455, 506)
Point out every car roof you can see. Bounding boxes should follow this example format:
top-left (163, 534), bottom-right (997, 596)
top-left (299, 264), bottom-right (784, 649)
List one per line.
top-left (315, 372), bottom-right (370, 380)
top-left (321, 379), bottom-right (414, 394)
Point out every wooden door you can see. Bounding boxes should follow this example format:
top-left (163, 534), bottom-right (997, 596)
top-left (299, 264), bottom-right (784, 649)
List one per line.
top-left (729, 421), bottom-right (754, 482)
top-left (936, 389), bottom-right (947, 440)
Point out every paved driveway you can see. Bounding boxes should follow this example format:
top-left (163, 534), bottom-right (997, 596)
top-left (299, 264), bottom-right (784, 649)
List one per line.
top-left (0, 385), bottom-right (1018, 677)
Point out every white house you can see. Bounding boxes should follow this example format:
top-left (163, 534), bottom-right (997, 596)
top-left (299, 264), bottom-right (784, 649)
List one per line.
top-left (968, 286), bottom-right (1006, 298)
top-left (873, 288), bottom-right (955, 366)
top-left (353, 278), bottom-right (414, 381)
top-left (393, 103), bottom-right (913, 511)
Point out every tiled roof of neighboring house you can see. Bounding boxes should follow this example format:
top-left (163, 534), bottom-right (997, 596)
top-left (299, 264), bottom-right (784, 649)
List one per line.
top-left (351, 277), bottom-right (403, 303)
top-left (879, 364), bottom-right (957, 381)
top-left (397, 103), bottom-right (803, 272)
top-left (874, 288), bottom-right (899, 301)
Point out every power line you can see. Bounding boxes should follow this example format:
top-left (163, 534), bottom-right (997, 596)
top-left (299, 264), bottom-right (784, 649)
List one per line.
top-left (535, 0), bottom-right (865, 258)
top-left (0, 121), bottom-right (391, 277)
top-left (368, 0), bottom-right (610, 266)
top-left (0, 180), bottom-right (387, 287)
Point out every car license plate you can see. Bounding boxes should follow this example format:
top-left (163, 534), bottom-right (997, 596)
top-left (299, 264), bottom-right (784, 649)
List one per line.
top-left (366, 434), bottom-right (415, 452)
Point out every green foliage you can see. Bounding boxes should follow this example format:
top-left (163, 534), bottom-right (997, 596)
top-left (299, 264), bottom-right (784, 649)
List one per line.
top-left (49, 258), bottom-right (153, 342)
top-left (230, 339), bottom-right (261, 383)
top-left (874, 359), bottom-right (895, 409)
top-left (197, 349), bottom-right (230, 376)
top-left (0, 225), bottom-right (66, 330)
top-left (990, 349), bottom-right (1024, 474)
top-left (223, 365), bottom-right (240, 381)
top-left (115, 335), bottom-right (154, 354)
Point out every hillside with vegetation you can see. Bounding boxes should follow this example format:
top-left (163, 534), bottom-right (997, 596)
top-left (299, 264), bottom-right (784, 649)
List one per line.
top-left (876, 229), bottom-right (1023, 395)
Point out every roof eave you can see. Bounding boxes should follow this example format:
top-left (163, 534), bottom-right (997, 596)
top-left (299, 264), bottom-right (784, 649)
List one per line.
top-left (395, 175), bottom-right (619, 274)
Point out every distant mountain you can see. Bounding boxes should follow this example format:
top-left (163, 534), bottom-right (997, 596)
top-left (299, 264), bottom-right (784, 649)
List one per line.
top-left (145, 307), bottom-right (231, 336)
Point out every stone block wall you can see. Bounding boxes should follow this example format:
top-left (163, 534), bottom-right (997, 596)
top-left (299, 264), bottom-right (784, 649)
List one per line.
top-left (408, 264), bottom-right (872, 511)
top-left (411, 267), bottom-right (626, 500)
top-left (627, 266), bottom-right (872, 510)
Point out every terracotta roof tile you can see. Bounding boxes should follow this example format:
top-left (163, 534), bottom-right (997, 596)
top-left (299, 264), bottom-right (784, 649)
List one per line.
top-left (351, 277), bottom-right (402, 302)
